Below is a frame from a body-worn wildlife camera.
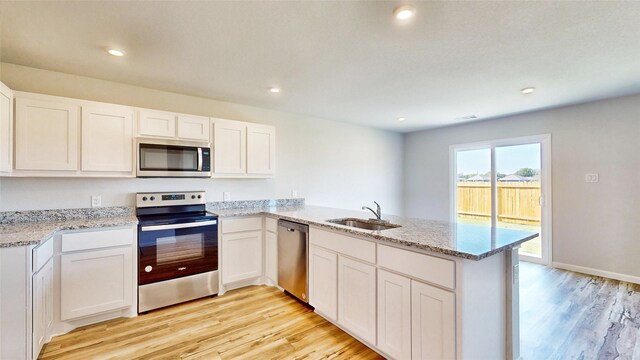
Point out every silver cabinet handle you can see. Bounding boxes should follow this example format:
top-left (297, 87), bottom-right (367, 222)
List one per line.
top-left (141, 220), bottom-right (217, 232)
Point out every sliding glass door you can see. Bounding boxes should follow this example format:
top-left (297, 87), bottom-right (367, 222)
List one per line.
top-left (452, 135), bottom-right (551, 265)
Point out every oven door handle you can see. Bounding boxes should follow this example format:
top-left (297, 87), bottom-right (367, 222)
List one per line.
top-left (141, 220), bottom-right (217, 232)
top-left (197, 148), bottom-right (203, 172)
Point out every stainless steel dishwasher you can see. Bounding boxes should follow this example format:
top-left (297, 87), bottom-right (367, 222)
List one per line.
top-left (277, 220), bottom-right (309, 303)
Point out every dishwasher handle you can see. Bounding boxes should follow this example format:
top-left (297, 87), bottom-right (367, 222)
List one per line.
top-left (278, 219), bottom-right (309, 233)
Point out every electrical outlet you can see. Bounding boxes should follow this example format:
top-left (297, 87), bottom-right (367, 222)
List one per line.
top-left (585, 173), bottom-right (599, 183)
top-left (291, 189), bottom-right (298, 198)
top-left (91, 195), bottom-right (102, 208)
top-left (223, 192), bottom-right (231, 201)
top-left (513, 263), bottom-right (520, 284)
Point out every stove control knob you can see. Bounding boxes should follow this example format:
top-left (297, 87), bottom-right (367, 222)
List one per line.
top-left (142, 196), bottom-right (148, 201)
top-left (150, 196), bottom-right (155, 201)
top-left (197, 195), bottom-right (202, 199)
top-left (191, 195), bottom-right (196, 199)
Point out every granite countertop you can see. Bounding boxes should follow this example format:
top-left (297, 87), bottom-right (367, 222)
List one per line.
top-left (1, 202), bottom-right (537, 260)
top-left (210, 205), bottom-right (538, 260)
top-left (0, 215), bottom-right (138, 248)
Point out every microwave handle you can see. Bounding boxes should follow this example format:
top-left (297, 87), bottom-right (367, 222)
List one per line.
top-left (197, 148), bottom-right (203, 171)
top-left (141, 220), bottom-right (217, 232)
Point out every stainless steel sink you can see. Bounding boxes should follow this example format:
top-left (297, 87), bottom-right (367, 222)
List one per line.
top-left (326, 218), bottom-right (401, 231)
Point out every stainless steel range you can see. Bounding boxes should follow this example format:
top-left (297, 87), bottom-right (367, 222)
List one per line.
top-left (136, 191), bottom-right (218, 313)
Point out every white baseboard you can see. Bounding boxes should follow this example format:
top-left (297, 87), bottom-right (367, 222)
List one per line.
top-left (552, 262), bottom-right (640, 285)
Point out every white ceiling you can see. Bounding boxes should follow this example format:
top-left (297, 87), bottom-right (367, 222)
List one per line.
top-left (2, 1), bottom-right (640, 132)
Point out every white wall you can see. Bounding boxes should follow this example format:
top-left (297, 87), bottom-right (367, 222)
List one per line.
top-left (0, 63), bottom-right (404, 214)
top-left (404, 94), bottom-right (640, 278)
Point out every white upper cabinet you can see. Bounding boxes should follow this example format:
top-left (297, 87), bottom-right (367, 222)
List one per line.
top-left (0, 82), bottom-right (13, 173)
top-left (247, 124), bottom-right (275, 175)
top-left (212, 118), bottom-right (247, 175)
top-left (212, 118), bottom-right (275, 178)
top-left (177, 115), bottom-right (210, 141)
top-left (137, 109), bottom-right (176, 138)
top-left (15, 97), bottom-right (79, 171)
top-left (81, 105), bottom-right (134, 173)
top-left (137, 110), bottom-right (210, 142)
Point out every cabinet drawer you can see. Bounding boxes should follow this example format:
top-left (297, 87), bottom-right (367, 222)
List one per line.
top-left (378, 244), bottom-right (455, 290)
top-left (221, 217), bottom-right (262, 233)
top-left (310, 228), bottom-right (375, 264)
top-left (265, 217), bottom-right (277, 233)
top-left (62, 228), bottom-right (134, 252)
top-left (33, 237), bottom-right (54, 273)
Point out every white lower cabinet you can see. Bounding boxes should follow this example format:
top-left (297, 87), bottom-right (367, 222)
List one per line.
top-left (221, 230), bottom-right (263, 284)
top-left (61, 246), bottom-right (133, 320)
top-left (309, 227), bottom-right (461, 360)
top-left (32, 258), bottom-right (53, 360)
top-left (264, 230), bottom-right (278, 284)
top-left (377, 269), bottom-right (412, 360)
top-left (337, 255), bottom-right (376, 345)
top-left (411, 280), bottom-right (456, 360)
top-left (309, 245), bottom-right (338, 321)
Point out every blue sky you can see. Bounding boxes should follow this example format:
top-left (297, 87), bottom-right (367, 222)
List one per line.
top-left (457, 143), bottom-right (540, 175)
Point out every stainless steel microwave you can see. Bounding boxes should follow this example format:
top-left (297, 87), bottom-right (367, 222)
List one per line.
top-left (136, 139), bottom-right (211, 178)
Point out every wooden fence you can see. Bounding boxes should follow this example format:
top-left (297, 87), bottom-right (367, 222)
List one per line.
top-left (457, 182), bottom-right (541, 225)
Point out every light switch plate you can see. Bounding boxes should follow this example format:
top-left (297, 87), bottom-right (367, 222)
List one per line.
top-left (223, 192), bottom-right (231, 201)
top-left (91, 195), bottom-right (102, 208)
top-left (585, 173), bottom-right (599, 183)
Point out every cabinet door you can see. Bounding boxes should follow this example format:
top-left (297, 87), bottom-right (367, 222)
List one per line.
top-left (221, 231), bottom-right (263, 284)
top-left (138, 109), bottom-right (176, 138)
top-left (411, 280), bottom-right (456, 360)
top-left (82, 105), bottom-right (133, 172)
top-left (61, 247), bottom-right (133, 320)
top-left (32, 258), bottom-right (53, 360)
top-left (212, 119), bottom-right (246, 175)
top-left (15, 98), bottom-right (79, 171)
top-left (44, 258), bottom-right (54, 338)
top-left (32, 264), bottom-right (46, 359)
top-left (338, 256), bottom-right (376, 344)
top-left (265, 231), bottom-right (278, 284)
top-left (177, 115), bottom-right (210, 141)
top-left (247, 124), bottom-right (275, 175)
top-left (377, 269), bottom-right (411, 360)
top-left (309, 245), bottom-right (337, 321)
top-left (0, 82), bottom-right (12, 173)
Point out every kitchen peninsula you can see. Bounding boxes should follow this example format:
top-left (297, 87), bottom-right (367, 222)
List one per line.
top-left (1, 203), bottom-right (536, 360)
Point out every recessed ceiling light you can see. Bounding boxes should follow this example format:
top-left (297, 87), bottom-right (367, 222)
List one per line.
top-left (397, 117), bottom-right (406, 122)
top-left (107, 49), bottom-right (125, 57)
top-left (393, 5), bottom-right (416, 20)
top-left (521, 87), bottom-right (536, 95)
top-left (268, 87), bottom-right (281, 93)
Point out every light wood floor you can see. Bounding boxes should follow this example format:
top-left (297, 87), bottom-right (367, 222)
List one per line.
top-left (42, 264), bottom-right (640, 360)
top-left (520, 262), bottom-right (640, 359)
top-left (40, 286), bottom-right (383, 360)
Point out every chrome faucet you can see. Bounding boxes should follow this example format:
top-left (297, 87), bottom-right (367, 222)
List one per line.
top-left (362, 201), bottom-right (382, 221)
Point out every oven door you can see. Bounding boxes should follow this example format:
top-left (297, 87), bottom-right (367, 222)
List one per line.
top-left (138, 220), bottom-right (218, 285)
